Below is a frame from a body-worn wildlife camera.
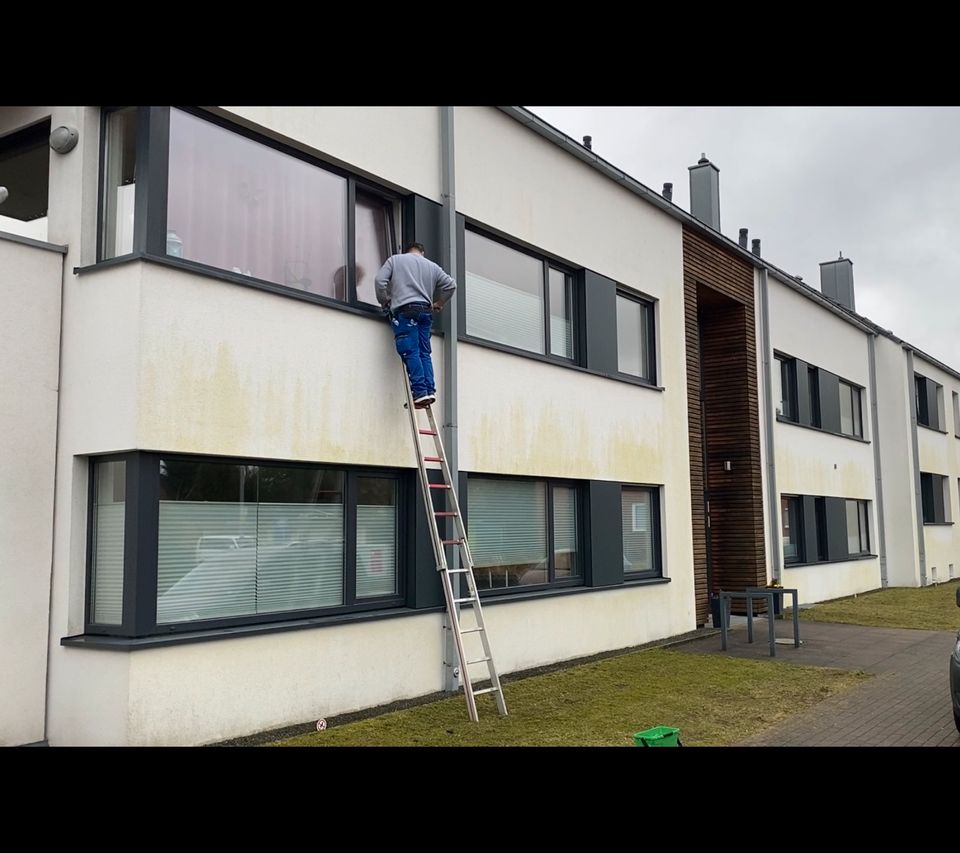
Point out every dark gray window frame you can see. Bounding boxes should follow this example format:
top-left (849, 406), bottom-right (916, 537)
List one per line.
top-left (615, 288), bottom-right (658, 385)
top-left (774, 350), bottom-right (869, 443)
top-left (845, 498), bottom-right (870, 555)
top-left (85, 451), bottom-right (409, 639)
top-left (915, 372), bottom-right (944, 432)
top-left (464, 472), bottom-right (586, 596)
top-left (95, 106), bottom-right (402, 316)
top-left (620, 484), bottom-right (663, 580)
top-left (781, 491), bottom-right (878, 566)
top-left (838, 379), bottom-right (864, 438)
top-left (781, 494), bottom-right (805, 565)
top-left (460, 223), bottom-right (583, 368)
top-left (920, 471), bottom-right (951, 525)
top-left (775, 354), bottom-right (798, 422)
top-left (0, 117), bottom-right (51, 224)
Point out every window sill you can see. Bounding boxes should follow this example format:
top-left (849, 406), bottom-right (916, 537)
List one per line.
top-left (775, 415), bottom-right (869, 444)
top-left (460, 334), bottom-right (664, 392)
top-left (918, 423), bottom-right (949, 435)
top-left (0, 229), bottom-right (67, 254)
top-left (784, 553), bottom-right (878, 569)
top-left (60, 605), bottom-right (442, 651)
top-left (74, 253), bottom-right (447, 335)
top-left (923, 521), bottom-right (955, 526)
top-left (479, 575), bottom-right (670, 607)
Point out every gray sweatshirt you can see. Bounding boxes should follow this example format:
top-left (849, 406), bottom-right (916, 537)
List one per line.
top-left (374, 252), bottom-right (457, 311)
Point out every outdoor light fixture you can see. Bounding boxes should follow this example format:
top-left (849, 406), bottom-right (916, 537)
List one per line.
top-left (0, 186), bottom-right (8, 205)
top-left (723, 460), bottom-right (733, 472)
top-left (49, 125), bottom-right (79, 154)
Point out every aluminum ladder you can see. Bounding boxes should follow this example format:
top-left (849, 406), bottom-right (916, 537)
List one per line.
top-left (401, 367), bottom-right (508, 722)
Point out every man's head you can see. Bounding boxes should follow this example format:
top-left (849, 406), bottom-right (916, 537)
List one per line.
top-left (405, 241), bottom-right (426, 256)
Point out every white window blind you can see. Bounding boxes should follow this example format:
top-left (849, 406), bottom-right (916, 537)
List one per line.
top-left (92, 460), bottom-right (126, 625)
top-left (466, 271), bottom-right (545, 355)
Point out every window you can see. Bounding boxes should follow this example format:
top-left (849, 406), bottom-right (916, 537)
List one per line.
top-left (915, 373), bottom-right (943, 430)
top-left (776, 355), bottom-right (798, 421)
top-left (96, 107), bottom-right (399, 306)
top-left (467, 476), bottom-right (581, 592)
top-left (622, 487), bottom-right (661, 577)
top-left (90, 460), bottom-right (126, 625)
top-left (0, 119), bottom-right (50, 242)
top-left (953, 391), bottom-right (959, 437)
top-left (616, 291), bottom-right (656, 382)
top-left (920, 472), bottom-right (950, 524)
top-left (839, 380), bottom-right (863, 438)
top-left (87, 455), bottom-right (404, 636)
top-left (845, 499), bottom-right (869, 555)
top-left (100, 108), bottom-right (138, 259)
top-left (464, 229), bottom-right (576, 361)
top-left (781, 495), bottom-right (804, 563)
top-left (783, 493), bottom-right (872, 564)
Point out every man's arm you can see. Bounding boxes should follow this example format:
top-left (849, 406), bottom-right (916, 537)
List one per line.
top-left (374, 257), bottom-right (394, 308)
top-left (432, 264), bottom-right (457, 310)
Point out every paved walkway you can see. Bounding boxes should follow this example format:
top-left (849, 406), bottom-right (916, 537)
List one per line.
top-left (677, 620), bottom-right (959, 746)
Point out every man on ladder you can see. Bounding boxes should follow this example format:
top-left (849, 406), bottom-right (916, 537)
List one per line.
top-left (375, 240), bottom-right (507, 723)
top-left (375, 241), bottom-right (456, 408)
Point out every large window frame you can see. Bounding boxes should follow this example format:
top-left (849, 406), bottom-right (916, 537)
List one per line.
top-left (96, 106), bottom-right (402, 315)
top-left (775, 354), bottom-right (798, 422)
top-left (615, 288), bottom-right (658, 384)
top-left (780, 494), bottom-right (805, 565)
top-left (839, 379), bottom-right (864, 438)
top-left (774, 350), bottom-right (867, 441)
top-left (621, 485), bottom-right (663, 580)
top-left (920, 471), bottom-right (951, 524)
top-left (915, 372), bottom-right (944, 431)
top-left (466, 473), bottom-right (585, 595)
top-left (462, 225), bottom-right (581, 366)
top-left (84, 452), bottom-right (408, 638)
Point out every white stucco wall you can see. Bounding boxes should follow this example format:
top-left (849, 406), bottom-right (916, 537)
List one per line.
top-left (914, 354), bottom-right (960, 582)
top-left (0, 237), bottom-right (63, 745)
top-left (764, 277), bottom-right (881, 603)
top-left (57, 575), bottom-right (693, 746)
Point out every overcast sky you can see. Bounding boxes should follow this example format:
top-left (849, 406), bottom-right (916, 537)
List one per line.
top-left (528, 107), bottom-right (960, 368)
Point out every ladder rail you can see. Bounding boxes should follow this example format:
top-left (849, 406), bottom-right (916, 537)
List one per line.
top-left (401, 362), bottom-right (507, 719)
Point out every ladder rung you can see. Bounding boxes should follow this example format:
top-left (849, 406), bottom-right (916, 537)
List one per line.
top-left (424, 456), bottom-right (443, 462)
top-left (454, 596), bottom-right (476, 604)
top-left (472, 686), bottom-right (500, 696)
top-left (460, 627), bottom-right (484, 634)
top-left (429, 484), bottom-right (451, 490)
top-left (418, 429), bottom-right (437, 435)
top-left (446, 568), bottom-right (469, 574)
top-left (434, 511), bottom-right (458, 517)
top-left (442, 539), bottom-right (464, 545)
top-left (466, 656), bottom-right (491, 665)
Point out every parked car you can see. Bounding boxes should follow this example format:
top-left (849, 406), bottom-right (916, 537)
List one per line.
top-left (951, 586), bottom-right (960, 733)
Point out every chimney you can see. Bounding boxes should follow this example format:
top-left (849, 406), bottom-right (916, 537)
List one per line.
top-left (820, 253), bottom-right (855, 311)
top-left (662, 182), bottom-right (673, 202)
top-left (751, 238), bottom-right (761, 256)
top-left (582, 135), bottom-right (592, 151)
top-left (738, 228), bottom-right (748, 249)
top-left (688, 153), bottom-right (720, 231)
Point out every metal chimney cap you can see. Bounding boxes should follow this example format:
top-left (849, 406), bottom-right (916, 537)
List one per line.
top-left (582, 135), bottom-right (593, 150)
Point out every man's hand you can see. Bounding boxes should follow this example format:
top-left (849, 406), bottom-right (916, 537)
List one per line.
top-left (432, 301), bottom-right (443, 313)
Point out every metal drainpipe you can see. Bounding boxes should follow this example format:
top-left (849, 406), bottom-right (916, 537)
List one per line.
top-left (868, 335), bottom-right (889, 587)
top-left (906, 349), bottom-right (927, 585)
top-left (439, 106), bottom-right (461, 693)
top-left (758, 268), bottom-right (782, 582)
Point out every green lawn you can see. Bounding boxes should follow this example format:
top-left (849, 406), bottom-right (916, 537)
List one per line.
top-left (793, 579), bottom-right (960, 632)
top-left (271, 647), bottom-right (866, 747)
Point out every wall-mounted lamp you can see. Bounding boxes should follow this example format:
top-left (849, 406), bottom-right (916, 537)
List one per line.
top-left (723, 461), bottom-right (733, 472)
top-left (49, 125), bottom-right (79, 155)
top-left (0, 186), bottom-right (8, 205)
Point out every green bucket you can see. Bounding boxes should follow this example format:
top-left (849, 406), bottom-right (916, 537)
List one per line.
top-left (633, 725), bottom-right (681, 747)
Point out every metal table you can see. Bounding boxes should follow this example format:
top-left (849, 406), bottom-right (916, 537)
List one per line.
top-left (719, 587), bottom-right (800, 657)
